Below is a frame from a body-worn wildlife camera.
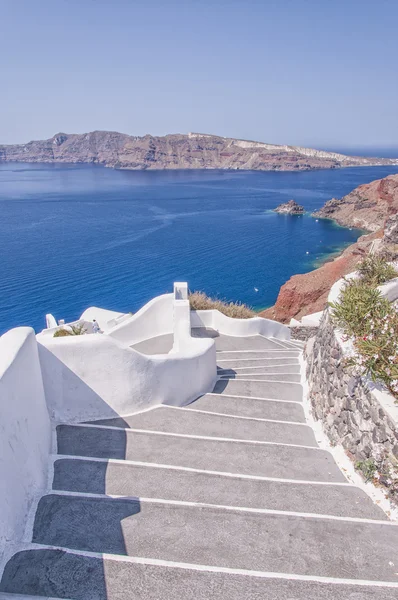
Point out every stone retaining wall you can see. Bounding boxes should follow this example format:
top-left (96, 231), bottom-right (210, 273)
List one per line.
top-left (306, 310), bottom-right (398, 463)
top-left (289, 326), bottom-right (319, 342)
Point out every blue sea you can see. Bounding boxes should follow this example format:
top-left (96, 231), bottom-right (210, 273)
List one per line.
top-left (1, 163), bottom-right (398, 334)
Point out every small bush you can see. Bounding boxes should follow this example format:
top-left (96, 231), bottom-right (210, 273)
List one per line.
top-left (357, 255), bottom-right (397, 287)
top-left (53, 323), bottom-right (87, 338)
top-left (354, 309), bottom-right (398, 396)
top-left (53, 328), bottom-right (72, 337)
top-left (330, 259), bottom-right (398, 399)
top-left (189, 291), bottom-right (255, 319)
top-left (329, 279), bottom-right (390, 338)
top-left (355, 459), bottom-right (377, 482)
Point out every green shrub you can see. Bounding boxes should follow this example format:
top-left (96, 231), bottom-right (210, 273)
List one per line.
top-left (357, 255), bottom-right (397, 287)
top-left (353, 309), bottom-right (398, 396)
top-left (329, 279), bottom-right (390, 338)
top-left (189, 291), bottom-right (255, 319)
top-left (53, 328), bottom-right (72, 338)
top-left (53, 323), bottom-right (87, 338)
top-left (330, 263), bottom-right (398, 399)
top-left (355, 459), bottom-right (377, 482)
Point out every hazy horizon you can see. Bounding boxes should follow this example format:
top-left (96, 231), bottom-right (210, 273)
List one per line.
top-left (1, 0), bottom-right (398, 148)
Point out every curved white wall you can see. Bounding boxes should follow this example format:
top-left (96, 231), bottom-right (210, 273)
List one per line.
top-left (191, 309), bottom-right (291, 340)
top-left (102, 294), bottom-right (174, 347)
top-left (38, 333), bottom-right (216, 423)
top-left (0, 328), bottom-right (51, 567)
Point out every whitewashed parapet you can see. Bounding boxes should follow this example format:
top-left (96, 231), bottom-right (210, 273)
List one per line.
top-left (38, 332), bottom-right (216, 423)
top-left (107, 294), bottom-right (174, 347)
top-left (191, 309), bottom-right (291, 340)
top-left (0, 328), bottom-right (51, 570)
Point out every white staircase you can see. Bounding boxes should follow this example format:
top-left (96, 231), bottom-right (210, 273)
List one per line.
top-left (1, 333), bottom-right (397, 600)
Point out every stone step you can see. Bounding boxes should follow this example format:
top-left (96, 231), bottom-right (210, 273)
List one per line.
top-left (287, 340), bottom-right (306, 348)
top-left (270, 338), bottom-right (303, 349)
top-left (186, 393), bottom-right (306, 422)
top-left (53, 458), bottom-right (387, 520)
top-left (31, 495), bottom-right (398, 581)
top-left (0, 592), bottom-right (71, 600)
top-left (217, 363), bottom-right (301, 373)
top-left (217, 357), bottom-right (300, 367)
top-left (220, 373), bottom-right (301, 382)
top-left (85, 406), bottom-right (316, 446)
top-left (0, 593), bottom-right (69, 600)
top-left (213, 335), bottom-right (294, 351)
top-left (217, 350), bottom-right (300, 360)
top-left (212, 379), bottom-right (303, 401)
top-left (2, 549), bottom-right (396, 600)
top-left (57, 425), bottom-right (345, 482)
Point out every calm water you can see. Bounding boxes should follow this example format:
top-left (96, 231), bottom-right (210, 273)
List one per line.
top-left (1, 163), bottom-right (398, 334)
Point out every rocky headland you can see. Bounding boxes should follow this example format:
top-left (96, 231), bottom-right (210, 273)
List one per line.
top-left (274, 200), bottom-right (305, 214)
top-left (312, 174), bottom-right (398, 231)
top-left (1, 130), bottom-right (398, 171)
top-left (261, 174), bottom-right (398, 323)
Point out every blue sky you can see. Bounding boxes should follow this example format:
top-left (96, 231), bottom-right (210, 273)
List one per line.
top-left (1, 0), bottom-right (397, 148)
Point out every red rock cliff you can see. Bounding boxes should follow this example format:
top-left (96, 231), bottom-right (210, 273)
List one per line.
top-left (261, 174), bottom-right (398, 323)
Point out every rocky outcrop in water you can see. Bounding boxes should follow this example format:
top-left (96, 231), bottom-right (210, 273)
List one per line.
top-left (274, 200), bottom-right (305, 214)
top-left (1, 131), bottom-right (398, 171)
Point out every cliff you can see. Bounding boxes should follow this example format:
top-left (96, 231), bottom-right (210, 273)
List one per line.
top-left (261, 173), bottom-right (398, 323)
top-left (260, 231), bottom-right (382, 323)
top-left (313, 174), bottom-right (398, 231)
top-left (1, 131), bottom-right (398, 171)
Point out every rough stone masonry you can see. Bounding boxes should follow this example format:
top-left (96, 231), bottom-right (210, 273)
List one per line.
top-left (306, 310), bottom-right (398, 499)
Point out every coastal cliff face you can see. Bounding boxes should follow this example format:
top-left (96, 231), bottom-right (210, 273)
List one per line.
top-left (313, 174), bottom-right (398, 231)
top-left (262, 173), bottom-right (398, 323)
top-left (260, 231), bottom-right (382, 323)
top-left (1, 131), bottom-right (398, 171)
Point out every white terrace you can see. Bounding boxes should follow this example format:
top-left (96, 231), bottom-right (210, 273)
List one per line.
top-left (0, 282), bottom-right (397, 600)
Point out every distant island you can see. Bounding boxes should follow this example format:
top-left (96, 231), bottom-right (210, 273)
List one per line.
top-left (274, 200), bottom-right (305, 214)
top-left (1, 131), bottom-right (398, 172)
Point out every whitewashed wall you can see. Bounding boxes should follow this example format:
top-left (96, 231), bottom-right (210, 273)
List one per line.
top-left (0, 328), bottom-right (51, 566)
top-left (38, 333), bottom-right (216, 423)
top-left (191, 309), bottom-right (291, 340)
top-left (100, 294), bottom-right (174, 347)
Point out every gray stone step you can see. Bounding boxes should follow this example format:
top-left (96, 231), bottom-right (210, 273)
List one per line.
top-left (53, 458), bottom-right (387, 520)
top-left (32, 495), bottom-right (398, 581)
top-left (0, 593), bottom-right (71, 600)
top-left (217, 363), bottom-right (301, 373)
top-left (270, 338), bottom-right (303, 349)
top-left (2, 550), bottom-right (396, 600)
top-left (212, 379), bottom-right (303, 401)
top-left (186, 393), bottom-right (306, 422)
top-left (213, 335), bottom-right (293, 351)
top-left (220, 373), bottom-right (301, 382)
top-left (57, 425), bottom-right (345, 482)
top-left (217, 357), bottom-right (300, 367)
top-left (217, 350), bottom-right (300, 360)
top-left (86, 406), bottom-right (316, 446)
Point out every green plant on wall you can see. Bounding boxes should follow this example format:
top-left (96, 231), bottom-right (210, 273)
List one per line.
top-left (357, 255), bottom-right (397, 287)
top-left (329, 257), bottom-right (398, 400)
